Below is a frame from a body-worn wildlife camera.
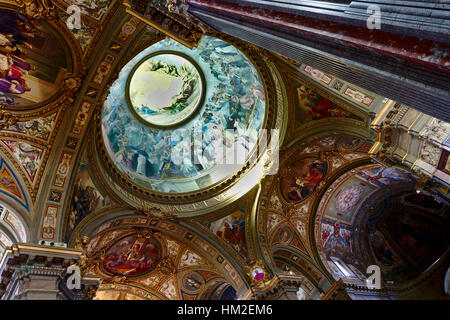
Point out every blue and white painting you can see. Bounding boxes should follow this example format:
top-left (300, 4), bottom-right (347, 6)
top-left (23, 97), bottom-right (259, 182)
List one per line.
top-left (128, 53), bottom-right (204, 127)
top-left (101, 36), bottom-right (266, 193)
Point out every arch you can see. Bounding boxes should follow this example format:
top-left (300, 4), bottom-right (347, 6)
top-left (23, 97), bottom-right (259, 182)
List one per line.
top-left (311, 161), bottom-right (449, 287)
top-left (73, 212), bottom-right (250, 296)
top-left (255, 126), bottom-right (376, 283)
top-left (0, 152), bottom-right (33, 241)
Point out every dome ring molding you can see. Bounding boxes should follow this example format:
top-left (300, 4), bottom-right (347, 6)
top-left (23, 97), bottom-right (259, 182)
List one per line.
top-left (125, 50), bottom-right (207, 130)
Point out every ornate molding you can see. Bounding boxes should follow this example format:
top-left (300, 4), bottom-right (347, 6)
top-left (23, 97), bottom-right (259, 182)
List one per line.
top-left (245, 260), bottom-right (272, 289)
top-left (15, 0), bottom-right (58, 21)
top-left (122, 0), bottom-right (212, 48)
top-left (0, 106), bottom-right (18, 130)
top-left (373, 102), bottom-right (401, 163)
top-left (91, 32), bottom-right (278, 213)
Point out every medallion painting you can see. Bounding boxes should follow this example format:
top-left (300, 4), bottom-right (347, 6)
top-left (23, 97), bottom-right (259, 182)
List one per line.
top-left (127, 52), bottom-right (205, 128)
top-left (182, 272), bottom-right (203, 292)
top-left (280, 158), bottom-right (328, 203)
top-left (0, 9), bottom-right (68, 108)
top-left (102, 234), bottom-right (162, 277)
top-left (324, 176), bottom-right (377, 224)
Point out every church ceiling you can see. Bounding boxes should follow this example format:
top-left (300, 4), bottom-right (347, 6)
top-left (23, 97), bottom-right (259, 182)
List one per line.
top-left (315, 163), bottom-right (450, 285)
top-left (82, 214), bottom-right (245, 299)
top-left (0, 0), bottom-right (448, 300)
top-left (258, 132), bottom-right (373, 259)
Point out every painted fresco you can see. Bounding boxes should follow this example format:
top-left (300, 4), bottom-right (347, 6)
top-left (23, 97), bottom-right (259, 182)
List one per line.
top-left (296, 85), bottom-right (363, 125)
top-left (182, 272), bottom-right (203, 292)
top-left (321, 220), bottom-right (354, 264)
top-left (63, 0), bottom-right (110, 20)
top-left (318, 163), bottom-right (449, 284)
top-left (359, 166), bottom-right (414, 186)
top-left (5, 113), bottom-right (56, 140)
top-left (66, 158), bottom-right (111, 242)
top-left (339, 136), bottom-right (363, 151)
top-left (280, 158), bottom-right (328, 203)
top-left (89, 223), bottom-right (228, 300)
top-left (102, 36), bottom-right (265, 193)
top-left (278, 226), bottom-right (292, 244)
top-left (0, 9), bottom-right (68, 107)
top-left (0, 140), bottom-right (43, 182)
top-left (0, 204), bottom-right (26, 242)
top-left (0, 158), bottom-right (29, 211)
top-left (3, 208), bottom-right (26, 241)
top-left (0, 230), bottom-right (12, 248)
top-left (102, 234), bottom-right (162, 277)
top-left (207, 209), bottom-right (249, 261)
top-left (179, 249), bottom-right (207, 268)
top-left (380, 205), bottom-right (449, 282)
top-left (128, 53), bottom-right (204, 127)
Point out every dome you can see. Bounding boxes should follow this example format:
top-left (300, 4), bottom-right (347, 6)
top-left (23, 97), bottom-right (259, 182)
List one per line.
top-left (101, 36), bottom-right (266, 193)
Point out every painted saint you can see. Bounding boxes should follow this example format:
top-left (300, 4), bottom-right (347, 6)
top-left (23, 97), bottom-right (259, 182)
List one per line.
top-left (0, 9), bottom-right (68, 108)
top-left (102, 234), bottom-right (162, 277)
top-left (282, 159), bottom-right (328, 202)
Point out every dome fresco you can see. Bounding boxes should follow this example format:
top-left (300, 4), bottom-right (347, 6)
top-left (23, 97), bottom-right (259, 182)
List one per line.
top-left (126, 52), bottom-right (205, 128)
top-left (102, 36), bottom-right (266, 193)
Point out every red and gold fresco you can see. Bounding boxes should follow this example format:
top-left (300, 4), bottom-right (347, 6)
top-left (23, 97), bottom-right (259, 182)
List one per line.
top-left (84, 217), bottom-right (241, 300)
top-left (102, 233), bottom-right (162, 277)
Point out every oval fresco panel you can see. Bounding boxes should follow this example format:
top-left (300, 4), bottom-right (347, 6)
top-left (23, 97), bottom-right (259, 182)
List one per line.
top-left (280, 158), bottom-right (328, 203)
top-left (0, 9), bottom-right (68, 109)
top-left (182, 272), bottom-right (203, 292)
top-left (102, 234), bottom-right (162, 277)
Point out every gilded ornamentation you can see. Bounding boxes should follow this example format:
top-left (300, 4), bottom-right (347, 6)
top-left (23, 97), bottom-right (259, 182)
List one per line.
top-left (101, 275), bottom-right (129, 285)
top-left (75, 234), bottom-right (91, 272)
top-left (157, 256), bottom-right (176, 275)
top-left (375, 103), bottom-right (401, 162)
top-left (62, 72), bottom-right (84, 93)
top-left (122, 0), bottom-right (210, 48)
top-left (0, 106), bottom-right (18, 130)
top-left (137, 207), bottom-right (179, 222)
top-left (82, 285), bottom-right (98, 300)
top-left (15, 0), bottom-right (58, 21)
top-left (245, 260), bottom-right (272, 288)
top-left (134, 226), bottom-right (160, 238)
